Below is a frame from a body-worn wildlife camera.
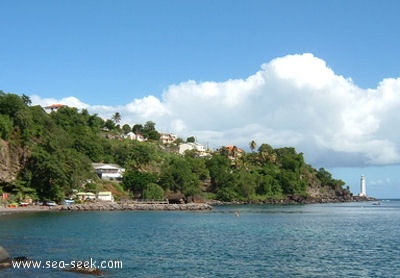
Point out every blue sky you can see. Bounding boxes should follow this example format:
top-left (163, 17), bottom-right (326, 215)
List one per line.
top-left (1, 0), bottom-right (400, 198)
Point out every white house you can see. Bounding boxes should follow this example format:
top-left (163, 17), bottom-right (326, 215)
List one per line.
top-left (92, 163), bottom-right (125, 180)
top-left (178, 142), bottom-right (209, 157)
top-left (76, 192), bottom-right (96, 201)
top-left (123, 132), bottom-right (146, 142)
top-left (97, 191), bottom-right (114, 202)
top-left (44, 103), bottom-right (66, 112)
top-left (159, 133), bottom-right (177, 144)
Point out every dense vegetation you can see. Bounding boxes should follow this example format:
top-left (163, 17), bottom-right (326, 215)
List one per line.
top-left (0, 91), bottom-right (351, 203)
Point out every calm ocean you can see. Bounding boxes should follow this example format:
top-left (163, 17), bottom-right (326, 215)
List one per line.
top-left (1, 200), bottom-right (400, 277)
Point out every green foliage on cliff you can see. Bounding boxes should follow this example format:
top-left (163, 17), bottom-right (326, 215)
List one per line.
top-left (0, 91), bottom-right (350, 203)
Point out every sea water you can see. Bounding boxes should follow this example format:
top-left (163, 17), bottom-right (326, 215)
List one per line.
top-left (1, 200), bottom-right (400, 277)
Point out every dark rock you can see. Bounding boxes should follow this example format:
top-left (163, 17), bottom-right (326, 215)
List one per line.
top-left (13, 256), bottom-right (28, 262)
top-left (0, 246), bottom-right (11, 269)
top-left (66, 267), bottom-right (105, 276)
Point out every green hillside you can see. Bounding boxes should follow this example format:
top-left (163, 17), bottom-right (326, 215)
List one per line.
top-left (0, 91), bottom-right (353, 203)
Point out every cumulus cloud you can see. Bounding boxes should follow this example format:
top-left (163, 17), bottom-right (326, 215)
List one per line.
top-left (30, 95), bottom-right (89, 109)
top-left (369, 177), bottom-right (393, 186)
top-left (30, 53), bottom-right (400, 167)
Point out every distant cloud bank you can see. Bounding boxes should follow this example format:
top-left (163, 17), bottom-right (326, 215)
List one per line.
top-left (31, 53), bottom-right (400, 167)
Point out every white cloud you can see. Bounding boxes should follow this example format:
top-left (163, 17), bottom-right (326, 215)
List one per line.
top-left (126, 95), bottom-right (170, 118)
top-left (369, 177), bottom-right (392, 186)
top-left (30, 53), bottom-right (400, 167)
top-left (30, 95), bottom-right (89, 109)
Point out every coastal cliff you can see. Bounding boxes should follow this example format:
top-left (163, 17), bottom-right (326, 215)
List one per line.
top-left (0, 139), bottom-right (27, 183)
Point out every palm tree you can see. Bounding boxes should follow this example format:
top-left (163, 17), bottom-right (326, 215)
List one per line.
top-left (112, 112), bottom-right (121, 124)
top-left (249, 140), bottom-right (257, 152)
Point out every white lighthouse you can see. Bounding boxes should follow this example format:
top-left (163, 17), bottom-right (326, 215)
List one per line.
top-left (359, 175), bottom-right (366, 197)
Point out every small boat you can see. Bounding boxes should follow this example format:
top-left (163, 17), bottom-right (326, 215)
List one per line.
top-left (63, 199), bottom-right (75, 205)
top-left (45, 201), bottom-right (57, 206)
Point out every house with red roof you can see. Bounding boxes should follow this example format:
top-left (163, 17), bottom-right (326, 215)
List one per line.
top-left (44, 104), bottom-right (66, 111)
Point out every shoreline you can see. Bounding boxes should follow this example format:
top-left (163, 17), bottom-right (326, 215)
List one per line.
top-left (208, 195), bottom-right (377, 206)
top-left (58, 202), bottom-right (213, 211)
top-left (0, 202), bottom-right (213, 214)
top-left (0, 196), bottom-right (378, 214)
top-left (0, 206), bottom-right (54, 214)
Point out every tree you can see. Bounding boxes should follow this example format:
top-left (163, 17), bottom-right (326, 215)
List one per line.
top-left (215, 187), bottom-right (238, 202)
top-left (234, 169), bottom-right (257, 200)
top-left (122, 169), bottom-right (158, 195)
top-left (257, 143), bottom-right (274, 165)
top-left (132, 124), bottom-right (143, 134)
top-left (249, 140), bottom-right (257, 152)
top-left (255, 172), bottom-right (280, 196)
top-left (206, 154), bottom-right (235, 193)
top-left (51, 106), bottom-right (87, 129)
top-left (278, 170), bottom-right (298, 195)
top-left (258, 143), bottom-right (273, 154)
top-left (175, 137), bottom-right (184, 145)
top-left (21, 94), bottom-right (32, 106)
top-left (316, 168), bottom-right (333, 185)
top-left (104, 119), bottom-right (116, 130)
top-left (88, 114), bottom-right (104, 130)
top-left (143, 121), bottom-right (156, 132)
top-left (184, 154), bottom-right (209, 181)
top-left (121, 140), bottom-right (157, 169)
top-left (57, 148), bottom-right (94, 190)
top-left (143, 121), bottom-right (160, 140)
top-left (122, 124), bottom-right (131, 134)
top-left (23, 149), bottom-right (68, 201)
top-left (0, 114), bottom-right (13, 140)
top-left (159, 156), bottom-right (200, 197)
top-left (186, 136), bottom-right (196, 143)
top-left (112, 112), bottom-right (121, 124)
top-left (143, 183), bottom-right (164, 200)
top-left (72, 126), bottom-right (106, 161)
top-left (0, 93), bottom-right (25, 117)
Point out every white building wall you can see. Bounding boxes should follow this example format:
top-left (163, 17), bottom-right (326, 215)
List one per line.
top-left (97, 192), bottom-right (113, 201)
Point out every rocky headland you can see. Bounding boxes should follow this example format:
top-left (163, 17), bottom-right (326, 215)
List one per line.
top-left (208, 194), bottom-right (376, 205)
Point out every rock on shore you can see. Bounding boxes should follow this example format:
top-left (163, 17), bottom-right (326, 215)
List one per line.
top-left (0, 246), bottom-right (11, 269)
top-left (57, 202), bottom-right (213, 211)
